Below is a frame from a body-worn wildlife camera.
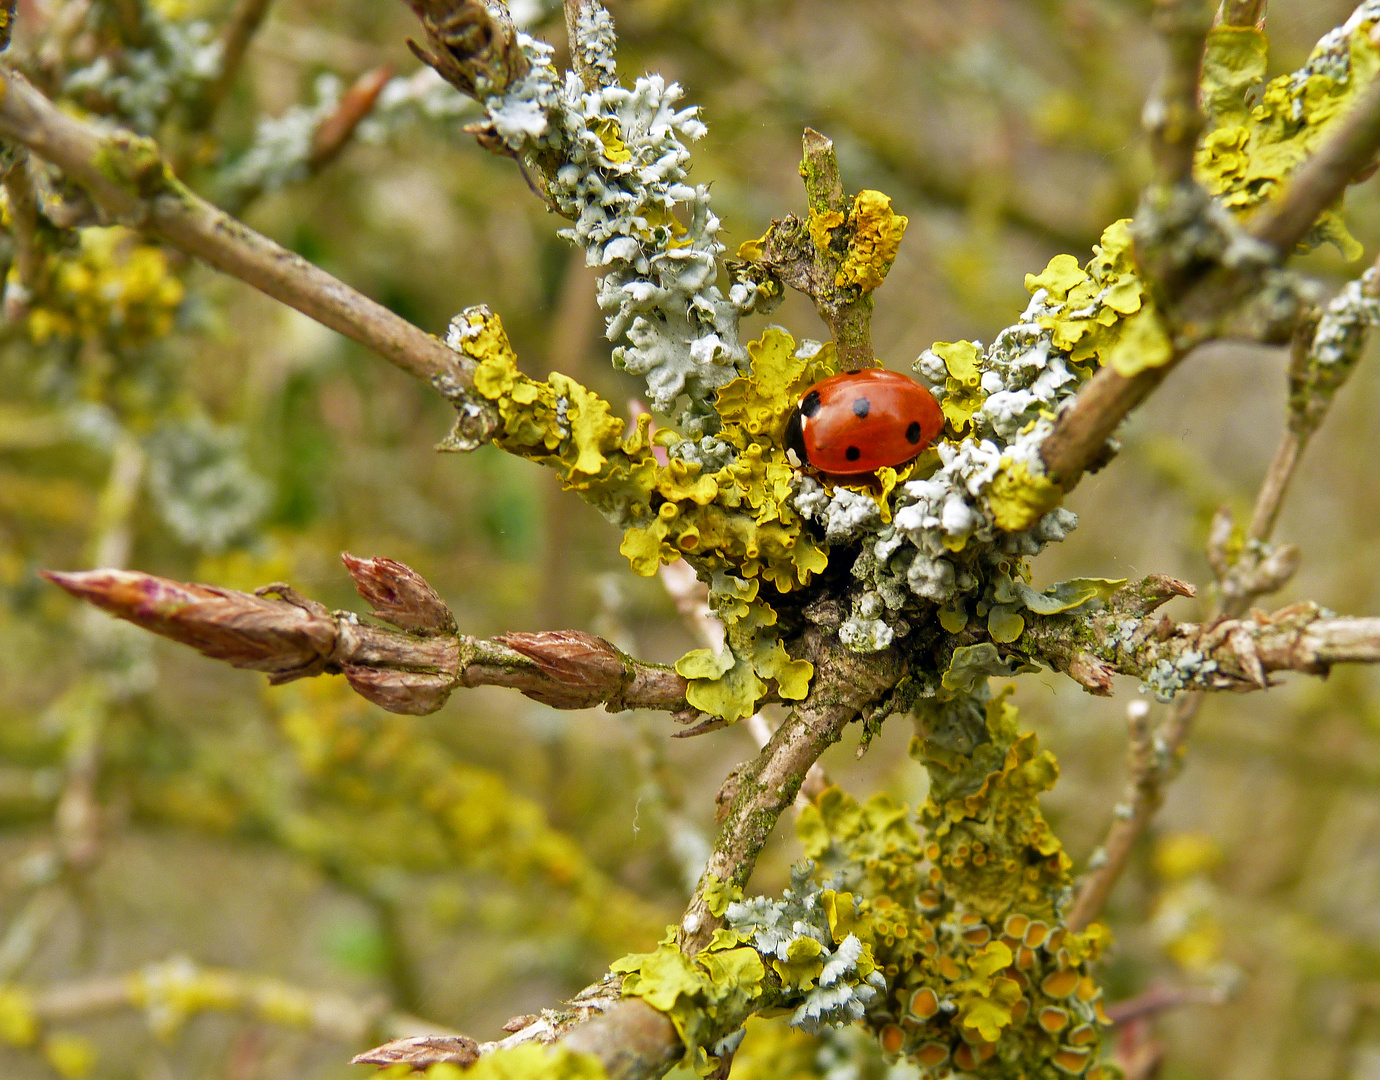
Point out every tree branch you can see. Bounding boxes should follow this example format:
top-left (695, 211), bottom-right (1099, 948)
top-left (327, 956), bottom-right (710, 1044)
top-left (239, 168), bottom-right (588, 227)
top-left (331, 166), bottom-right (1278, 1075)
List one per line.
top-left (1065, 253), bottom-right (1380, 930)
top-left (1040, 8), bottom-right (1380, 490)
top-left (22, 955), bottom-right (437, 1045)
top-left (0, 67), bottom-right (482, 413)
top-left (40, 562), bottom-right (692, 716)
top-left (678, 616), bottom-right (905, 952)
top-left (1025, 597), bottom-right (1379, 697)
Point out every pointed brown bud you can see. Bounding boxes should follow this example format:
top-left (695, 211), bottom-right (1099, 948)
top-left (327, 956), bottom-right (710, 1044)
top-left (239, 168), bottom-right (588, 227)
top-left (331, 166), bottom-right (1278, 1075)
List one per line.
top-left (350, 1033), bottom-right (480, 1069)
top-left (341, 664), bottom-right (454, 715)
top-left (495, 630), bottom-right (628, 709)
top-left (41, 570), bottom-right (338, 681)
top-left (341, 553), bottom-right (455, 634)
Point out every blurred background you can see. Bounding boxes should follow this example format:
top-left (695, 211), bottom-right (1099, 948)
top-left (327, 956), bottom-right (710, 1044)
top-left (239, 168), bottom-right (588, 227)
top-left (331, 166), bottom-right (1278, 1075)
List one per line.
top-left (2, 0), bottom-right (1380, 1077)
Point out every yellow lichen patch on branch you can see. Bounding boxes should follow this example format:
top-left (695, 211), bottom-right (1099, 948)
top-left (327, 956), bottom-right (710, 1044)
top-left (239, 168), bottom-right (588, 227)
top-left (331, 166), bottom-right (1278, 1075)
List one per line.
top-left (452, 307), bottom-right (834, 722)
top-left (442, 1044), bottom-right (610, 1080)
top-left (914, 689), bottom-right (1070, 921)
top-left (18, 226), bottom-right (186, 348)
top-left (931, 340), bottom-right (985, 436)
top-left (1023, 220), bottom-right (1172, 378)
top-left (1196, 17), bottom-right (1380, 258)
top-left (794, 780), bottom-right (1113, 1076)
top-left (836, 190), bottom-right (908, 293)
top-left (613, 928), bottom-right (769, 1074)
top-left (988, 460), bottom-right (1065, 534)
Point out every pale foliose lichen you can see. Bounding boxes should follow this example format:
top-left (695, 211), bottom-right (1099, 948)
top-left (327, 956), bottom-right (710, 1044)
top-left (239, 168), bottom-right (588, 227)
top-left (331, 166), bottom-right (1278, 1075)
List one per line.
top-left (726, 864), bottom-right (888, 1033)
top-left (1311, 269), bottom-right (1380, 365)
top-left (144, 416), bottom-right (271, 553)
top-left (469, 26), bottom-right (760, 432)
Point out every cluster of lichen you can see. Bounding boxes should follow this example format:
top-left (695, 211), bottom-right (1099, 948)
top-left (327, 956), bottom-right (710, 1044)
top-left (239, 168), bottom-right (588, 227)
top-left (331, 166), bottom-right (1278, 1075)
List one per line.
top-left (451, 306), bottom-right (830, 721)
top-left (13, 226), bottom-right (185, 349)
top-left (1196, 1), bottom-right (1380, 259)
top-left (610, 673), bottom-right (1113, 1079)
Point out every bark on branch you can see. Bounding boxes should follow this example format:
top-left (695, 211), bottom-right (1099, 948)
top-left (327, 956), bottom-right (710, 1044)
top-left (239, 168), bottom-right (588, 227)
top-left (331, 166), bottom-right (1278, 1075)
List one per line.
top-left (1022, 589), bottom-right (1380, 696)
top-left (41, 562), bottom-right (691, 716)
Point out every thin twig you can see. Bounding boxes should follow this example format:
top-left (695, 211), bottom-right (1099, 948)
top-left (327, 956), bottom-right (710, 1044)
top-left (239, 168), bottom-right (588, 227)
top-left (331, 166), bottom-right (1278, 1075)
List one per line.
top-left (1145, 0), bottom-right (1212, 186)
top-left (202, 0), bottom-right (275, 118)
top-left (0, 67), bottom-right (473, 397)
top-left (306, 65), bottom-right (393, 171)
top-left (1105, 982), bottom-right (1232, 1025)
top-left (1065, 259), bottom-right (1379, 929)
top-left (23, 956), bottom-right (438, 1044)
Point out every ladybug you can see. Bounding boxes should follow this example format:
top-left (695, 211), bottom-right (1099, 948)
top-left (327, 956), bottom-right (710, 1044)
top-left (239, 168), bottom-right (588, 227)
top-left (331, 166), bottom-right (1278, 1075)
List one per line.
top-left (783, 369), bottom-right (944, 475)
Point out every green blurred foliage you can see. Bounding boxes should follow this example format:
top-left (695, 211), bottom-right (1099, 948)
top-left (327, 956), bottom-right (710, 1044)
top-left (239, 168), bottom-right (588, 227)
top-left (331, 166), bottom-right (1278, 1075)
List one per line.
top-left (1, 1), bottom-right (1380, 1079)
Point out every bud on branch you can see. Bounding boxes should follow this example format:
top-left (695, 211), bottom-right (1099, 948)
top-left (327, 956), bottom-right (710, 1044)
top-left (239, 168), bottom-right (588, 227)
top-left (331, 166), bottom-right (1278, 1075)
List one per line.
top-left (42, 558), bottom-right (691, 718)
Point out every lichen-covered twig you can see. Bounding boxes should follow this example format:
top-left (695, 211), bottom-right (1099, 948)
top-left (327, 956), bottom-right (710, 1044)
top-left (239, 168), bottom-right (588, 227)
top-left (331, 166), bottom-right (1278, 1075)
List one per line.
top-left (11, 955), bottom-right (437, 1045)
top-left (563, 0), bottom-right (616, 92)
top-left (0, 67), bottom-right (478, 409)
top-left (1025, 596), bottom-right (1380, 696)
top-left (1064, 261), bottom-right (1380, 931)
top-left (1040, 3), bottom-right (1380, 491)
top-left (41, 563), bottom-right (693, 716)
top-left (678, 618), bottom-right (906, 953)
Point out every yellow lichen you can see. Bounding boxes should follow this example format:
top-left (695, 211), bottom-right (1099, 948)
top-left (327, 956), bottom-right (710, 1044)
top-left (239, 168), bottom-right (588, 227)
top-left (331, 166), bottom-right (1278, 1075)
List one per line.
top-left (1196, 19), bottom-right (1380, 258)
top-left (24, 227), bottom-right (185, 348)
top-left (987, 460), bottom-right (1064, 533)
top-left (836, 190), bottom-right (908, 293)
top-left (1023, 219), bottom-right (1173, 377)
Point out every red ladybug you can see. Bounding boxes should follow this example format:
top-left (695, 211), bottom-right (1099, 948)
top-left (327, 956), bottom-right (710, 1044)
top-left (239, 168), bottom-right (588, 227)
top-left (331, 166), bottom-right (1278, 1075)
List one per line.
top-left (783, 369), bottom-right (944, 475)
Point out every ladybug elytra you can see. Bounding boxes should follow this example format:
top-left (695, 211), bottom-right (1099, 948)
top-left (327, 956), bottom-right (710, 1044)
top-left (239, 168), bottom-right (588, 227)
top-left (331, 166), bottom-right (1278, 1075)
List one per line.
top-left (783, 368), bottom-right (944, 475)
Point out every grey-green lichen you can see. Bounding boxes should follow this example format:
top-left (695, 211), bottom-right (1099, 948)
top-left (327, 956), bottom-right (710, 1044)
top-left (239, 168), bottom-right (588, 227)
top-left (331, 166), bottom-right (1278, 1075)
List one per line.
top-left (465, 13), bottom-right (762, 432)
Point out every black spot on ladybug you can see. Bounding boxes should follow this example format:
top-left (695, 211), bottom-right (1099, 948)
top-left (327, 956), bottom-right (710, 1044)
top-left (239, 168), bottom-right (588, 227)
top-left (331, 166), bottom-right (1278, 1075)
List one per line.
top-left (906, 421), bottom-right (922, 445)
top-left (845, 446), bottom-right (861, 462)
top-left (800, 390), bottom-right (822, 418)
top-left (852, 397), bottom-right (870, 418)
